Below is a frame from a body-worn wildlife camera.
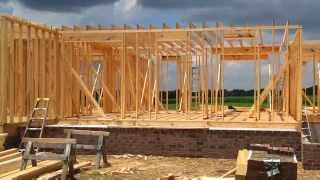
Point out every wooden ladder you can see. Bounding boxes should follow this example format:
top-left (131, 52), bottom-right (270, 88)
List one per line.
top-left (20, 98), bottom-right (50, 148)
top-left (302, 106), bottom-right (312, 141)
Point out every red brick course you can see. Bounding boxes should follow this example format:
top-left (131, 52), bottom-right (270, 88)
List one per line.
top-left (34, 126), bottom-right (301, 160)
top-left (302, 141), bottom-right (320, 170)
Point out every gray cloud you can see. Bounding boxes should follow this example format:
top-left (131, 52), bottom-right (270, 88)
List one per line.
top-left (17, 0), bottom-right (117, 12)
top-left (136, 0), bottom-right (319, 35)
top-left (138, 0), bottom-right (238, 9)
top-left (4, 0), bottom-right (319, 89)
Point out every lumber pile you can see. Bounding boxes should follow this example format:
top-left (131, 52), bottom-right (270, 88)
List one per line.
top-left (0, 148), bottom-right (92, 180)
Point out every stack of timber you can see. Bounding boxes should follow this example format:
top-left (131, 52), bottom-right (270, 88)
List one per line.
top-left (236, 145), bottom-right (297, 180)
top-left (0, 148), bottom-right (91, 180)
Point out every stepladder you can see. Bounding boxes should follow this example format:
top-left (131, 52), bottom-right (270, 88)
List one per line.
top-left (20, 98), bottom-right (50, 148)
top-left (302, 106), bottom-right (312, 140)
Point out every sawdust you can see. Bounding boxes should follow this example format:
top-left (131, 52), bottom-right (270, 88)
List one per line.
top-left (75, 155), bottom-right (320, 180)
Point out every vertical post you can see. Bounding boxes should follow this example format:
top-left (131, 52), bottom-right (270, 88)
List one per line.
top-left (221, 25), bottom-right (224, 120)
top-left (148, 48), bottom-right (152, 120)
top-left (176, 56), bottom-right (179, 111)
top-left (268, 64), bottom-right (272, 113)
top-left (135, 31), bottom-right (139, 119)
top-left (8, 20), bottom-right (14, 123)
top-left (215, 28), bottom-right (219, 115)
top-left (317, 61), bottom-right (320, 114)
top-left (0, 17), bottom-right (8, 129)
top-left (166, 55), bottom-right (169, 112)
top-left (59, 37), bottom-right (65, 119)
top-left (205, 48), bottom-right (209, 119)
top-left (297, 27), bottom-right (303, 122)
top-left (257, 30), bottom-right (261, 121)
top-left (154, 31), bottom-right (159, 120)
top-left (187, 31), bottom-right (191, 119)
top-left (271, 21), bottom-right (275, 119)
top-left (17, 23), bottom-right (24, 121)
top-left (120, 30), bottom-right (126, 119)
top-left (313, 54), bottom-right (316, 113)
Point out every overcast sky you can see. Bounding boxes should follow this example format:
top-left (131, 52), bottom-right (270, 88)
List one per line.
top-left (0, 0), bottom-right (316, 89)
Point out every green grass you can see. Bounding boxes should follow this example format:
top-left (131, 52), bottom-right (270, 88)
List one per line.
top-left (161, 96), bottom-right (271, 110)
top-left (224, 96), bottom-right (254, 107)
top-left (160, 95), bottom-right (317, 110)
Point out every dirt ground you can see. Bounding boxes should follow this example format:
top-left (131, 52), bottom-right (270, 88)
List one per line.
top-left (76, 155), bottom-right (320, 180)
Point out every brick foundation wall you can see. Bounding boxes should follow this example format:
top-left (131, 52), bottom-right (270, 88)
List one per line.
top-left (302, 141), bottom-right (320, 169)
top-left (17, 126), bottom-right (301, 159)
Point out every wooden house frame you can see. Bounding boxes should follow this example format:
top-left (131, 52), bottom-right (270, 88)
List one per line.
top-left (0, 15), bottom-right (316, 130)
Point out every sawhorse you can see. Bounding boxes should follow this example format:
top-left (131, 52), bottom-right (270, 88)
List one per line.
top-left (64, 129), bottom-right (110, 169)
top-left (21, 138), bottom-right (77, 180)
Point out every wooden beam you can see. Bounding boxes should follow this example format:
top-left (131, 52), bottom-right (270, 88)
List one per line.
top-left (0, 149), bottom-right (18, 157)
top-left (0, 157), bottom-right (22, 174)
top-left (0, 17), bottom-right (8, 127)
top-left (235, 149), bottom-right (249, 179)
top-left (0, 160), bottom-right (63, 180)
top-left (0, 152), bottom-right (20, 162)
top-left (37, 161), bottom-right (91, 180)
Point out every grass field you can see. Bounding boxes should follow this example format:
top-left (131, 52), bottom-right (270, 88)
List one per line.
top-left (161, 96), bottom-right (270, 110)
top-left (160, 95), bottom-right (315, 110)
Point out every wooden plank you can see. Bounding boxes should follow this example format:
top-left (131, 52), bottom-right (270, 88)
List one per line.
top-left (37, 161), bottom-right (91, 180)
top-left (33, 32), bottom-right (40, 114)
top-left (64, 44), bottom-right (72, 117)
top-left (22, 138), bottom-right (77, 144)
top-left (0, 148), bottom-right (18, 157)
top-left (1, 160), bottom-right (62, 180)
top-left (0, 152), bottom-right (20, 162)
top-left (8, 21), bottom-right (15, 123)
top-left (0, 157), bottom-right (22, 174)
top-left (39, 30), bottom-right (46, 99)
top-left (235, 149), bottom-right (249, 180)
top-left (64, 129), bottom-right (110, 136)
top-left (24, 154), bottom-right (66, 161)
top-left (72, 43), bottom-right (80, 116)
top-left (58, 41), bottom-right (65, 118)
top-left (0, 17), bottom-right (9, 126)
top-left (26, 25), bottom-right (33, 119)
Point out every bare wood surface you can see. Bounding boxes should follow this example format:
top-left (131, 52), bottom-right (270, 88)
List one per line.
top-left (21, 138), bottom-right (77, 144)
top-left (64, 129), bottom-right (110, 136)
top-left (0, 148), bottom-right (18, 157)
top-left (0, 160), bottom-right (62, 180)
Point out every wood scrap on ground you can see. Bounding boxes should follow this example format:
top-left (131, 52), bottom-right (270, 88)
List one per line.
top-left (37, 161), bottom-right (91, 180)
top-left (158, 175), bottom-right (235, 180)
